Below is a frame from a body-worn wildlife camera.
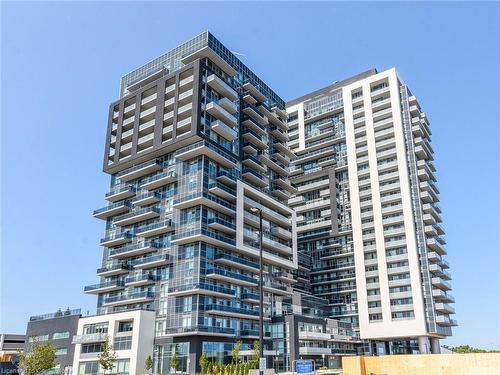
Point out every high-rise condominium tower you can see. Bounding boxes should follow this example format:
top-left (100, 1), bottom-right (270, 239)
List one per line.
top-left (86, 32), bottom-right (298, 373)
top-left (286, 68), bottom-right (456, 355)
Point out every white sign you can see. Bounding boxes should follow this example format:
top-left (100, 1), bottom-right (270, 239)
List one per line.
top-left (259, 357), bottom-right (266, 371)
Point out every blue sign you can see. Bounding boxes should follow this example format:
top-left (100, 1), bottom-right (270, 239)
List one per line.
top-left (296, 360), bottom-right (314, 374)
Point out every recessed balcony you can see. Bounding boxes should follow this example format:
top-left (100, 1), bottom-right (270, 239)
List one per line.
top-left (211, 120), bottom-right (237, 141)
top-left (206, 101), bottom-right (238, 128)
top-left (84, 280), bottom-right (125, 294)
top-left (216, 170), bottom-right (238, 187)
top-left (271, 226), bottom-right (292, 240)
top-left (176, 141), bottom-right (237, 169)
top-left (93, 202), bottom-right (131, 220)
top-left (109, 240), bottom-right (160, 259)
top-left (271, 186), bottom-right (291, 201)
top-left (116, 160), bottom-right (162, 182)
top-left (113, 207), bottom-right (161, 227)
top-left (103, 291), bottom-right (155, 307)
top-left (105, 185), bottom-right (136, 203)
top-left (140, 171), bottom-right (177, 190)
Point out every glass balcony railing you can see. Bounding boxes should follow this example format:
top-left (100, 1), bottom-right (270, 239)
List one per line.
top-left (208, 182), bottom-right (236, 197)
top-left (130, 253), bottom-right (172, 267)
top-left (168, 282), bottom-right (235, 296)
top-left (204, 304), bottom-right (259, 316)
top-left (104, 291), bottom-right (155, 304)
top-left (105, 185), bottom-right (136, 198)
top-left (206, 268), bottom-right (257, 285)
top-left (125, 274), bottom-right (159, 284)
top-left (215, 253), bottom-right (259, 269)
top-left (173, 227), bottom-right (236, 247)
top-left (93, 201), bottom-right (131, 216)
top-left (116, 159), bottom-right (161, 179)
top-left (109, 240), bottom-right (161, 257)
top-left (167, 325), bottom-right (235, 335)
top-left (84, 280), bottom-right (124, 292)
top-left (97, 263), bottom-right (131, 274)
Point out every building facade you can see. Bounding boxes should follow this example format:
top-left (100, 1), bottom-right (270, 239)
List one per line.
top-left (286, 68), bottom-right (456, 355)
top-left (71, 310), bottom-right (155, 375)
top-left (87, 31), bottom-right (298, 374)
top-left (25, 309), bottom-right (82, 375)
top-left (0, 333), bottom-right (25, 375)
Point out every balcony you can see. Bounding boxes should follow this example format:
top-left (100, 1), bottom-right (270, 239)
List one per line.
top-left (242, 168), bottom-right (268, 188)
top-left (93, 201), bottom-right (131, 220)
top-left (435, 303), bottom-right (455, 315)
top-left (206, 268), bottom-right (257, 287)
top-left (124, 273), bottom-right (158, 287)
top-left (103, 291), bottom-right (155, 306)
top-left (132, 253), bottom-right (172, 269)
top-left (72, 333), bottom-right (107, 344)
top-left (432, 277), bottom-right (452, 291)
top-left (205, 304), bottom-right (260, 320)
top-left (116, 160), bottom-right (162, 182)
top-left (168, 283), bottom-right (235, 298)
top-left (216, 170), bottom-right (238, 187)
top-left (242, 81), bottom-right (266, 102)
top-left (243, 154), bottom-right (266, 174)
top-left (273, 141), bottom-right (296, 160)
top-left (244, 229), bottom-right (292, 255)
top-left (208, 182), bottom-right (236, 202)
top-left (135, 219), bottom-right (174, 237)
top-left (105, 185), bottom-right (136, 202)
top-left (140, 171), bottom-right (177, 190)
top-left (96, 263), bottom-right (131, 277)
top-left (207, 217), bottom-right (236, 234)
top-left (114, 207), bottom-right (161, 226)
top-left (109, 240), bottom-right (160, 259)
top-left (100, 231), bottom-right (133, 247)
top-left (433, 289), bottom-right (455, 303)
top-left (274, 177), bottom-right (296, 194)
top-left (176, 141), bottom-right (237, 169)
top-left (131, 192), bottom-right (160, 207)
top-left (206, 74), bottom-right (238, 101)
top-left (211, 120), bottom-right (237, 141)
top-left (84, 280), bottom-right (125, 294)
top-left (242, 117), bottom-right (266, 135)
top-left (243, 198), bottom-right (289, 227)
top-left (172, 227), bottom-right (235, 250)
top-left (173, 192), bottom-right (235, 216)
top-left (271, 186), bottom-right (291, 201)
top-left (271, 226), bottom-right (292, 240)
top-left (242, 129), bottom-right (267, 149)
top-left (214, 253), bottom-right (259, 273)
top-left (436, 315), bottom-right (458, 327)
top-left (242, 141), bottom-right (258, 155)
top-left (205, 101), bottom-right (238, 128)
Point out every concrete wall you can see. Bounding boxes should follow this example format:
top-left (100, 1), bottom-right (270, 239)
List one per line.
top-left (342, 353), bottom-right (500, 375)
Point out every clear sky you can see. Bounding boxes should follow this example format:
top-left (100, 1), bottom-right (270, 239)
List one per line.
top-left (1, 1), bottom-right (499, 349)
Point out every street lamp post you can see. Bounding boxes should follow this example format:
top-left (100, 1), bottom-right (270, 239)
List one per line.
top-left (249, 206), bottom-right (264, 375)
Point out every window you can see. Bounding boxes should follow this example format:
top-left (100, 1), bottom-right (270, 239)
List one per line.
top-left (112, 359), bottom-right (130, 374)
top-left (81, 343), bottom-right (103, 354)
top-left (83, 323), bottom-right (108, 335)
top-left (78, 361), bottom-right (99, 375)
top-left (113, 336), bottom-right (132, 351)
top-left (53, 331), bottom-right (70, 340)
top-left (29, 334), bottom-right (49, 342)
top-left (118, 321), bottom-right (133, 333)
top-left (55, 348), bottom-right (68, 356)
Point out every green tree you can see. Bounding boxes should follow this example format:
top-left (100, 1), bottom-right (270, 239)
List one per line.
top-left (170, 350), bottom-right (178, 373)
top-left (18, 342), bottom-right (57, 375)
top-left (442, 344), bottom-right (499, 354)
top-left (98, 337), bottom-right (117, 374)
top-left (199, 352), bottom-right (209, 374)
top-left (231, 341), bottom-right (242, 365)
top-left (145, 355), bottom-right (153, 373)
top-left (248, 340), bottom-right (260, 369)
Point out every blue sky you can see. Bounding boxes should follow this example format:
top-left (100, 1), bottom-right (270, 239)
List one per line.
top-left (1, 2), bottom-right (499, 349)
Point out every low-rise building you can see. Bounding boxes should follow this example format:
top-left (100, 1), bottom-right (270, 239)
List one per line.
top-left (71, 310), bottom-right (155, 375)
top-left (25, 309), bottom-right (82, 375)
